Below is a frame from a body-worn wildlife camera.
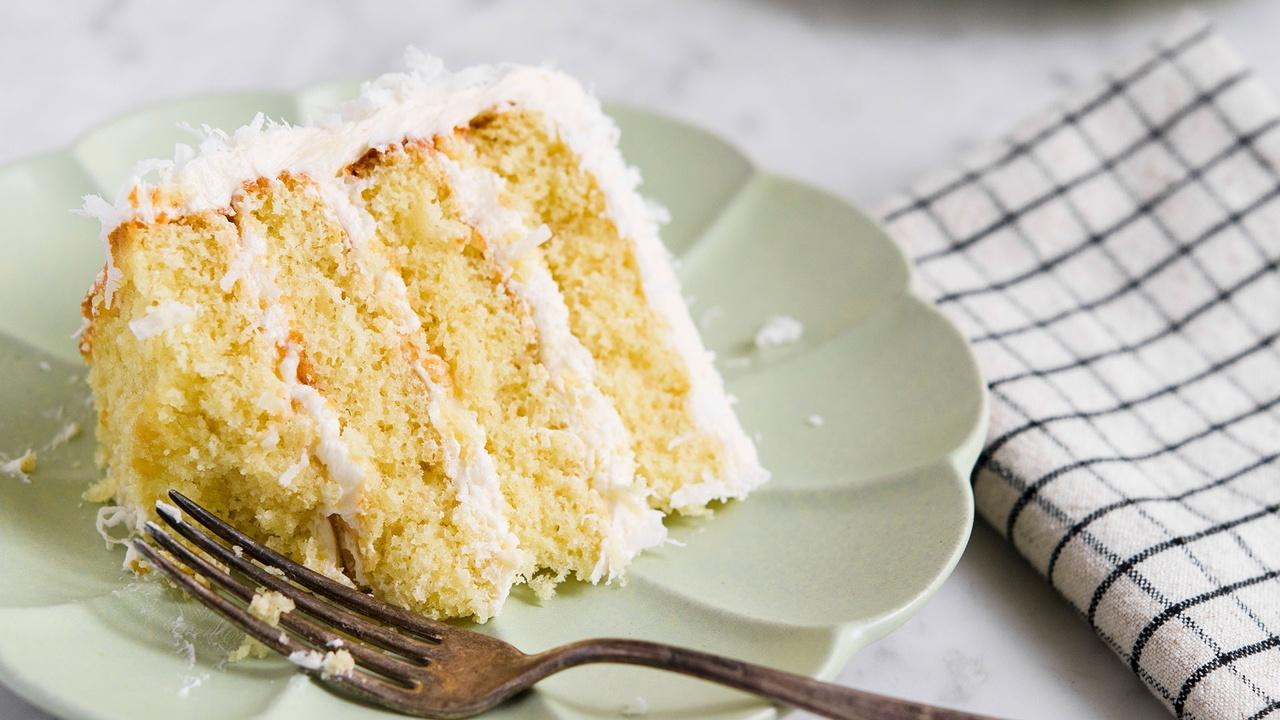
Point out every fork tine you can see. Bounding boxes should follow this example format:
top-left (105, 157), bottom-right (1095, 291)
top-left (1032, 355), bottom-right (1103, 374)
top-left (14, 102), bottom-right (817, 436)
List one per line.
top-left (130, 538), bottom-right (410, 708)
top-left (151, 503), bottom-right (437, 664)
top-left (165, 490), bottom-right (447, 643)
top-left (143, 521), bottom-right (422, 684)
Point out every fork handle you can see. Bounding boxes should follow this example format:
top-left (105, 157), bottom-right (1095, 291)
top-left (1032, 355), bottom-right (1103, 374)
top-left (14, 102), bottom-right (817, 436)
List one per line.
top-left (534, 639), bottom-right (997, 720)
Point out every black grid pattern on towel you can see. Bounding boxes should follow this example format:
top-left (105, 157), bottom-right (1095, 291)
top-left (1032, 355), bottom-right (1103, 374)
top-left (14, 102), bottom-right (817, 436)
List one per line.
top-left (881, 17), bottom-right (1280, 720)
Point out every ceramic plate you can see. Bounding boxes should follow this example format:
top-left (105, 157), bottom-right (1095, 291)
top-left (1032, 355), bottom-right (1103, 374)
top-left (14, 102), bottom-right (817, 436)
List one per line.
top-left (0, 84), bottom-right (987, 720)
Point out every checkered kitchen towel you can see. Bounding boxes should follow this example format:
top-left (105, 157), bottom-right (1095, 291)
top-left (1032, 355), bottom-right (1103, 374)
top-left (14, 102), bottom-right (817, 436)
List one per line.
top-left (880, 15), bottom-right (1280, 720)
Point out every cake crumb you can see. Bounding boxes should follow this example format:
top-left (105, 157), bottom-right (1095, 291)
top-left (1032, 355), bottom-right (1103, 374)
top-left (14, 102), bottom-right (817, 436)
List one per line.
top-left (806, 414), bottom-right (825, 427)
top-left (228, 636), bottom-right (271, 662)
top-left (622, 696), bottom-right (649, 716)
top-left (248, 589), bottom-right (295, 626)
top-left (1, 449), bottom-right (37, 481)
top-left (753, 314), bottom-right (804, 349)
top-left (232, 545), bottom-right (244, 558)
top-left (326, 638), bottom-right (345, 649)
top-left (264, 565), bottom-right (286, 577)
top-left (320, 649), bottom-right (356, 678)
top-left (528, 573), bottom-right (558, 602)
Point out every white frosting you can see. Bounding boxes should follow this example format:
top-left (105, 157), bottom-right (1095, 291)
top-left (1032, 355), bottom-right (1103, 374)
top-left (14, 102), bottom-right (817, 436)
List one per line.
top-left (438, 158), bottom-right (665, 581)
top-left (128, 301), bottom-right (197, 340)
top-left (413, 362), bottom-right (527, 615)
top-left (280, 344), bottom-right (364, 518)
top-left (308, 166), bottom-right (526, 614)
top-left (227, 196), bottom-right (364, 522)
top-left (225, 169), bottom-right (524, 617)
top-left (754, 314), bottom-right (804, 349)
top-left (631, 220), bottom-right (769, 509)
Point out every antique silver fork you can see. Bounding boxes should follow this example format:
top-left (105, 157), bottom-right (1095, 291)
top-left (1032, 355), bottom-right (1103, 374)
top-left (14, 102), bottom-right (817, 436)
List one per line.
top-left (132, 490), bottom-right (993, 720)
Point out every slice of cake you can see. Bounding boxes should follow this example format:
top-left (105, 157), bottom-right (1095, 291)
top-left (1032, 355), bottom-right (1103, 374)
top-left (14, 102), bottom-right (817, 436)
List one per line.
top-left (79, 51), bottom-right (768, 621)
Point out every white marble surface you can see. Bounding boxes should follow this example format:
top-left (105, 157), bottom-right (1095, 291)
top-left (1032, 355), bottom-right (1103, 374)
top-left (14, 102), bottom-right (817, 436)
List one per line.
top-left (5, 1), bottom-right (1280, 717)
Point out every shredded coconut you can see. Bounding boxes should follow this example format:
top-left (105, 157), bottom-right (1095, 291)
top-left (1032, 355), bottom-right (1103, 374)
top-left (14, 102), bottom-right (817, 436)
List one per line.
top-left (502, 223), bottom-right (553, 267)
top-left (665, 432), bottom-right (697, 451)
top-left (753, 314), bottom-right (804, 349)
top-left (247, 589), bottom-right (296, 626)
top-left (259, 426), bottom-right (280, 449)
top-left (277, 449), bottom-right (308, 488)
top-left (622, 696), bottom-right (649, 716)
top-left (288, 649), bottom-right (324, 671)
top-left (44, 421), bottom-right (81, 451)
top-left (0, 449), bottom-right (36, 481)
top-left (128, 300), bottom-right (198, 340)
top-left (289, 649), bottom-right (355, 679)
top-left (155, 500), bottom-right (183, 524)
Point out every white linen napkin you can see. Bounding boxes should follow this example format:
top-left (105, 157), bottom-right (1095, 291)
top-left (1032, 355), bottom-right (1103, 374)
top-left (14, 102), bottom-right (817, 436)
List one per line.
top-left (880, 14), bottom-right (1280, 720)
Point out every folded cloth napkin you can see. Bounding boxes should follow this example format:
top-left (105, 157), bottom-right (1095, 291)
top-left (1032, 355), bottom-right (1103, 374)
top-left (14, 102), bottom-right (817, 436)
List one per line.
top-left (880, 14), bottom-right (1280, 720)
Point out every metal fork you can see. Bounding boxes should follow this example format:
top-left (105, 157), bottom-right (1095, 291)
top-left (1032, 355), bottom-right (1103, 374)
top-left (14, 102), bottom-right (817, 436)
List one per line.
top-left (131, 490), bottom-right (994, 720)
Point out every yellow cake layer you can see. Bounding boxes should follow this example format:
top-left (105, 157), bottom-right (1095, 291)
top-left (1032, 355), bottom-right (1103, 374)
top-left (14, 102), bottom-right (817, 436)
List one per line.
top-left (349, 141), bottom-right (645, 583)
top-left (83, 213), bottom-right (349, 580)
top-left (449, 111), bottom-right (726, 512)
top-left (230, 175), bottom-right (520, 618)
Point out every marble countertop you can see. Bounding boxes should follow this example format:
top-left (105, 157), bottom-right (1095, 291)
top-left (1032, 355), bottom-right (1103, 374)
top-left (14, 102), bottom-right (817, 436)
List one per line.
top-left (6, 1), bottom-right (1280, 717)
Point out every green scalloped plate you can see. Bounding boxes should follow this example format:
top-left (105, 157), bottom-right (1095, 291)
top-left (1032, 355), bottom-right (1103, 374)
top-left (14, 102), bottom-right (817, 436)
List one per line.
top-left (0, 84), bottom-right (987, 720)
